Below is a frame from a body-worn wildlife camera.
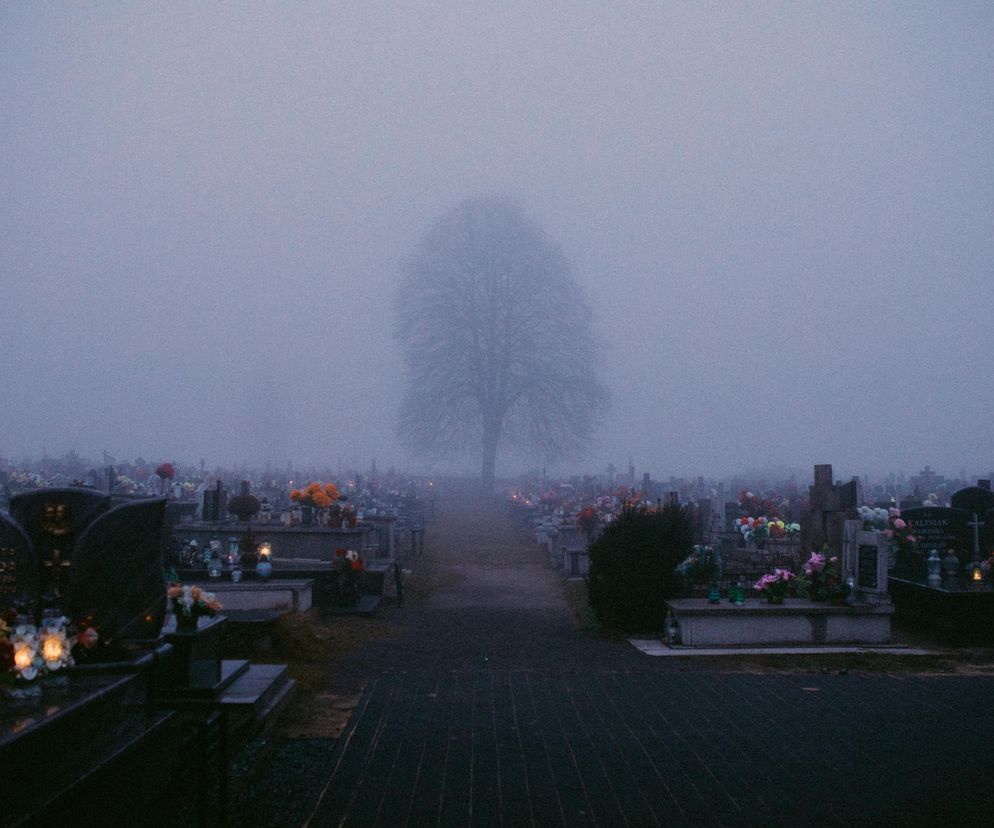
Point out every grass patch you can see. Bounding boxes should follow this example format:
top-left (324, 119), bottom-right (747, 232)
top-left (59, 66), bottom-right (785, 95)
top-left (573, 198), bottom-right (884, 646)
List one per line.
top-left (564, 578), bottom-right (599, 631)
top-left (223, 610), bottom-right (399, 693)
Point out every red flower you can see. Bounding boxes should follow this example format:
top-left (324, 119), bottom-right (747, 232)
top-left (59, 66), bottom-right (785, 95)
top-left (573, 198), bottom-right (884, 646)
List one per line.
top-left (350, 559), bottom-right (363, 571)
top-left (155, 462), bottom-right (176, 480)
top-left (335, 547), bottom-right (347, 558)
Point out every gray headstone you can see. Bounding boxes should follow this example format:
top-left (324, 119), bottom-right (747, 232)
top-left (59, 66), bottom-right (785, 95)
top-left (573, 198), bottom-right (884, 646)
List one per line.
top-left (68, 498), bottom-right (168, 644)
top-left (0, 511), bottom-right (33, 607)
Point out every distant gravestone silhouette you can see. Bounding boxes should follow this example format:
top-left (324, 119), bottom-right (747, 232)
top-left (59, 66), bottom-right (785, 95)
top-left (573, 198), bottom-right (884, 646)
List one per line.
top-left (69, 498), bottom-right (168, 643)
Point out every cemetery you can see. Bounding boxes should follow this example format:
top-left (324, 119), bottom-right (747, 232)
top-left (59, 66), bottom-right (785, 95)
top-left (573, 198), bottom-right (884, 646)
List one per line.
top-left (2, 461), bottom-right (994, 824)
top-left (0, 467), bottom-right (434, 822)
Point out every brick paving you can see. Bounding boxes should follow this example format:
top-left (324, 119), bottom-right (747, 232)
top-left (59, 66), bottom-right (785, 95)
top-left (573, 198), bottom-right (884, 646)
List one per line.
top-left (304, 617), bottom-right (994, 826)
top-left (282, 505), bottom-right (994, 827)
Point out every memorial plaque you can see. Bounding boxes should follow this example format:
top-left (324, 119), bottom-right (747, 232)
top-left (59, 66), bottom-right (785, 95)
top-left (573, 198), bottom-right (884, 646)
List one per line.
top-left (900, 507), bottom-right (968, 554)
top-left (858, 544), bottom-right (879, 590)
top-left (843, 521), bottom-right (890, 598)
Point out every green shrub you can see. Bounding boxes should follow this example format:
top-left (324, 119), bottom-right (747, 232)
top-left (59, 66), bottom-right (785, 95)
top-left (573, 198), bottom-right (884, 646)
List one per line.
top-left (586, 503), bottom-right (693, 633)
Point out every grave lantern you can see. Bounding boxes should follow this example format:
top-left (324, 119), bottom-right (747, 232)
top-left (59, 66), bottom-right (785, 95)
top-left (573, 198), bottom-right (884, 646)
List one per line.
top-left (13, 640), bottom-right (35, 672)
top-left (256, 542), bottom-right (273, 579)
top-left (971, 561), bottom-right (983, 582)
top-left (40, 630), bottom-right (64, 663)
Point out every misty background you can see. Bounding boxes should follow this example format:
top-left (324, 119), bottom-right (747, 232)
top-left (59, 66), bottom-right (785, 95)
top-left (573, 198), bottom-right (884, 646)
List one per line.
top-left (2, 2), bottom-right (992, 480)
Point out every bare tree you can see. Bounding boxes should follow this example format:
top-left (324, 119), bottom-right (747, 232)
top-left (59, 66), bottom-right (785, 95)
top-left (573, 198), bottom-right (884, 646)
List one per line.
top-left (395, 196), bottom-right (608, 492)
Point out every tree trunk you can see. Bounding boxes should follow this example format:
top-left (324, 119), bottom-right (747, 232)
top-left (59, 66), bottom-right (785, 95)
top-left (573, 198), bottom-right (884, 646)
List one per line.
top-left (481, 422), bottom-right (499, 495)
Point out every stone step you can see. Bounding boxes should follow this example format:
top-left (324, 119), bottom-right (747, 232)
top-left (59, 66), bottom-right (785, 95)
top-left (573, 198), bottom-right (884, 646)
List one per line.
top-left (218, 663), bottom-right (296, 745)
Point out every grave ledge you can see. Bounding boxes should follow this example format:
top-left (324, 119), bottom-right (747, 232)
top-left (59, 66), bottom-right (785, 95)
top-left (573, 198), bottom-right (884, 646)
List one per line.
top-left (184, 578), bottom-right (313, 613)
top-left (665, 597), bottom-right (894, 647)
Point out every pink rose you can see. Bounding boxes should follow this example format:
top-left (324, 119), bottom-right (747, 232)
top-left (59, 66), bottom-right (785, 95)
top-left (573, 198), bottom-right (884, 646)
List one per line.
top-left (893, 518), bottom-right (906, 530)
top-left (884, 530), bottom-right (893, 539)
top-left (905, 535), bottom-right (916, 543)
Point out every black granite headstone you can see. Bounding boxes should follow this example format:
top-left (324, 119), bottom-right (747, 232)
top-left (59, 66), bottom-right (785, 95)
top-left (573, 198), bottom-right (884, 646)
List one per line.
top-left (8, 488), bottom-right (110, 603)
top-left (901, 506), bottom-right (968, 554)
top-left (950, 485), bottom-right (994, 516)
top-left (0, 511), bottom-right (33, 607)
top-left (68, 498), bottom-right (168, 643)
top-left (949, 486), bottom-right (994, 557)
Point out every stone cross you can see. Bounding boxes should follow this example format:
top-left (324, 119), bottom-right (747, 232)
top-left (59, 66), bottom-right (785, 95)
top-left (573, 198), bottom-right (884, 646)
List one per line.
top-left (967, 512), bottom-right (985, 561)
top-left (43, 546), bottom-right (72, 599)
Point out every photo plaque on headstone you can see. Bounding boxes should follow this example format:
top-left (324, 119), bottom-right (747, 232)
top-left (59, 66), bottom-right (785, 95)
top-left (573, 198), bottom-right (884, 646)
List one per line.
top-left (858, 544), bottom-right (879, 590)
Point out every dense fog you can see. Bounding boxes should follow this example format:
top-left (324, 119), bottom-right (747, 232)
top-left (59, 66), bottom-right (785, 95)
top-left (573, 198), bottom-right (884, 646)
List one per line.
top-left (2, 3), bottom-right (992, 481)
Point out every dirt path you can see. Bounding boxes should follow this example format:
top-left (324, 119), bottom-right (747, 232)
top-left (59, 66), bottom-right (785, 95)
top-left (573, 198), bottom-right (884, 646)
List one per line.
top-left (420, 501), bottom-right (571, 611)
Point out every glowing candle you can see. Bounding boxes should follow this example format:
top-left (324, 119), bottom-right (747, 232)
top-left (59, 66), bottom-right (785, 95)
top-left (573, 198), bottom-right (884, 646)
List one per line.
top-left (14, 645), bottom-right (33, 671)
top-left (42, 635), bottom-right (64, 662)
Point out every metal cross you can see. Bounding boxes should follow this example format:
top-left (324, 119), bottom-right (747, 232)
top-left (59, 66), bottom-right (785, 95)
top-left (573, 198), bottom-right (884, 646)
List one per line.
top-left (42, 546), bottom-right (71, 599)
top-left (967, 512), bottom-right (985, 561)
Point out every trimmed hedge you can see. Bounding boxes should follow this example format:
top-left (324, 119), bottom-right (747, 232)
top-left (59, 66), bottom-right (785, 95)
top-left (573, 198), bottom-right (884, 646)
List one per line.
top-left (586, 503), bottom-right (693, 633)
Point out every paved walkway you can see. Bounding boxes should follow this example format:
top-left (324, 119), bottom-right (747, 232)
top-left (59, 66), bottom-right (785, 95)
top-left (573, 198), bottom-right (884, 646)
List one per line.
top-left (308, 669), bottom-right (993, 827)
top-left (288, 507), bottom-right (994, 827)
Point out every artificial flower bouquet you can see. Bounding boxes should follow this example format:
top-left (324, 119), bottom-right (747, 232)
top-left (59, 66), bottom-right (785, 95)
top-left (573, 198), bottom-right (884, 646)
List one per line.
top-left (753, 568), bottom-right (796, 604)
top-left (168, 583), bottom-right (221, 629)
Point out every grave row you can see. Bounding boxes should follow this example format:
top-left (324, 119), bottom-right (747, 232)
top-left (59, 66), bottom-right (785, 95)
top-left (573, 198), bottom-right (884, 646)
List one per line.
top-left (0, 487), bottom-right (294, 824)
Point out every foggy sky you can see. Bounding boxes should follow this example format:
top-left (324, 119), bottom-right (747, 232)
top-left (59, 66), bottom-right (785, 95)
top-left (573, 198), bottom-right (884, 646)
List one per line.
top-left (2, 2), bottom-right (992, 481)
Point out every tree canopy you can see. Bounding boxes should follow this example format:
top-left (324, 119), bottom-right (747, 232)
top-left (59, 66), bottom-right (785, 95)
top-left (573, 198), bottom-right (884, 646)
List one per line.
top-left (395, 195), bottom-right (608, 491)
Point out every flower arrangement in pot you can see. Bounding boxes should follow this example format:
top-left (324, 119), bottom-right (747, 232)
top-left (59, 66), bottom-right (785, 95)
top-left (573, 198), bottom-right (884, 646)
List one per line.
top-left (168, 584), bottom-right (222, 632)
top-left (857, 506), bottom-right (890, 531)
top-left (290, 481), bottom-right (340, 509)
top-left (766, 519), bottom-right (801, 540)
top-left (753, 568), bottom-right (796, 604)
top-left (677, 544), bottom-right (721, 588)
top-left (155, 462), bottom-right (175, 495)
top-left (735, 516), bottom-right (769, 548)
top-left (333, 547), bottom-right (364, 606)
top-left (797, 546), bottom-right (848, 603)
top-left (290, 482), bottom-right (341, 525)
top-left (577, 506), bottom-right (598, 535)
top-left (339, 502), bottom-right (358, 528)
top-left (883, 508), bottom-right (916, 553)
